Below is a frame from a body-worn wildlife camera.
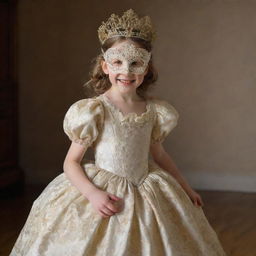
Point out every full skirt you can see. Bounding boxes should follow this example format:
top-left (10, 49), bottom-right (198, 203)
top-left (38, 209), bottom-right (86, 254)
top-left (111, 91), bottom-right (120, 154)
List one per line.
top-left (10, 160), bottom-right (227, 256)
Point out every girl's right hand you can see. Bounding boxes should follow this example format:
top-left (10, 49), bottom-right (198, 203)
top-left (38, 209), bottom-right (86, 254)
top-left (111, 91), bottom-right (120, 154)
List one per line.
top-left (86, 188), bottom-right (123, 218)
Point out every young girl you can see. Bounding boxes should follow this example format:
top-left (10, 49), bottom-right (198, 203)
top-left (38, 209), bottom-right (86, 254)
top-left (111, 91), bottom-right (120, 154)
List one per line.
top-left (10, 9), bottom-right (227, 256)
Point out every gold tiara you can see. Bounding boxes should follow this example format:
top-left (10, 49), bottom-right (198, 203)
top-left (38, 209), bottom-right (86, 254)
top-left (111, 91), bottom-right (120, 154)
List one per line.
top-left (97, 9), bottom-right (156, 45)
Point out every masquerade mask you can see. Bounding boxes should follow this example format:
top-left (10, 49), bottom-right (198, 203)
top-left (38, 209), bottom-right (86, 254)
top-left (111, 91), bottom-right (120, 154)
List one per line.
top-left (102, 42), bottom-right (151, 74)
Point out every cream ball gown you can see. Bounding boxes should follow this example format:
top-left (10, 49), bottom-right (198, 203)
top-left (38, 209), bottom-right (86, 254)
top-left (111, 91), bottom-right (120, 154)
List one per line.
top-left (10, 93), bottom-right (227, 256)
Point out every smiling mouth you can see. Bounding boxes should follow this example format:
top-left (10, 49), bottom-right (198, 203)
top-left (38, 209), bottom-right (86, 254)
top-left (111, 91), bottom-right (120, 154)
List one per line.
top-left (117, 79), bottom-right (136, 83)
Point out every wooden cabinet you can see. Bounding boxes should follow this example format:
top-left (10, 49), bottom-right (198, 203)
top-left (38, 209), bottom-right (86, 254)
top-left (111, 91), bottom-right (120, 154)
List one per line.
top-left (0, 0), bottom-right (24, 197)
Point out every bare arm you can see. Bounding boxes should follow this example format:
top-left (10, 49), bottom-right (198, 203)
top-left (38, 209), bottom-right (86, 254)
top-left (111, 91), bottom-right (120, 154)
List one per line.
top-left (150, 142), bottom-right (193, 193)
top-left (63, 141), bottom-right (123, 217)
top-left (63, 142), bottom-right (98, 199)
top-left (150, 142), bottom-right (204, 207)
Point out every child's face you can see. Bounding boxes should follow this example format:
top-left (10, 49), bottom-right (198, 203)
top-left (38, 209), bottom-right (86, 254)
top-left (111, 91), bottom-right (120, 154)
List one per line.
top-left (101, 40), bottom-right (150, 91)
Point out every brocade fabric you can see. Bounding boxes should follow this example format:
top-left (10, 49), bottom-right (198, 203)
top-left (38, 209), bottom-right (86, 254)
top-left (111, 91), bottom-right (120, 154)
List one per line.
top-left (10, 94), bottom-right (226, 255)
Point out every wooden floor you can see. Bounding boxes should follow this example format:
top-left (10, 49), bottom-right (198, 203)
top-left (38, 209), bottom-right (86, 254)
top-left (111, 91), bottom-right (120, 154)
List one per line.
top-left (0, 185), bottom-right (255, 256)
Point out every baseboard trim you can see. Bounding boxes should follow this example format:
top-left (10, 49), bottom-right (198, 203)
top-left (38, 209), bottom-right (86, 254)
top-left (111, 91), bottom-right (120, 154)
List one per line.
top-left (183, 171), bottom-right (256, 193)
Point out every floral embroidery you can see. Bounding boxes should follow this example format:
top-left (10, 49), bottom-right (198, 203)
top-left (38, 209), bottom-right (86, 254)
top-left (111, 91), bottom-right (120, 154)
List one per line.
top-left (100, 93), bottom-right (153, 125)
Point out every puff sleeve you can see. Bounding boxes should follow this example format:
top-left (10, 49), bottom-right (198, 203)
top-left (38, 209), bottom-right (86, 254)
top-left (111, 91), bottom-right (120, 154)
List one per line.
top-left (63, 98), bottom-right (104, 148)
top-left (151, 99), bottom-right (179, 144)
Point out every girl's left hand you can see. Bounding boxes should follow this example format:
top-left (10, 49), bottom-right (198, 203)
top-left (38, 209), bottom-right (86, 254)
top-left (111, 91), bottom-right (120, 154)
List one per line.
top-left (185, 188), bottom-right (204, 208)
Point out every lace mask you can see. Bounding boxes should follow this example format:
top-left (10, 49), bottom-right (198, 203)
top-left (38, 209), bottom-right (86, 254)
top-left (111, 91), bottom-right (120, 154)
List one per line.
top-left (102, 42), bottom-right (151, 74)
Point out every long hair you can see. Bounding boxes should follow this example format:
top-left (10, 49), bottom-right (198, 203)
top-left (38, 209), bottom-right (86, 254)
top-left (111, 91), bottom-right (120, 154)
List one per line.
top-left (83, 36), bottom-right (158, 99)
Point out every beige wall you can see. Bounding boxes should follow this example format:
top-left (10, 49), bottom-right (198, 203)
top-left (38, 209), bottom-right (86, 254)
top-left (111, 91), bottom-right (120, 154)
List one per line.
top-left (18, 0), bottom-right (256, 192)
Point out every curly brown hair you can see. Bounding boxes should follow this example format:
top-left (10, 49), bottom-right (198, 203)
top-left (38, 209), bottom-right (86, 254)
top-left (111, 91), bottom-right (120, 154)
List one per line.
top-left (83, 36), bottom-right (158, 100)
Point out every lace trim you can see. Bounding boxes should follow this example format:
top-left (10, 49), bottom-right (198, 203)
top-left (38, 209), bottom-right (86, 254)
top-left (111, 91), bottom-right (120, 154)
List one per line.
top-left (70, 137), bottom-right (92, 148)
top-left (150, 137), bottom-right (165, 145)
top-left (99, 93), bottom-right (152, 123)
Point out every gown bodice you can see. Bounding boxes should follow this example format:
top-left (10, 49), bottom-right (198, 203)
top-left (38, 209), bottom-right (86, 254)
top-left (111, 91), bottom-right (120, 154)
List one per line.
top-left (63, 93), bottom-right (179, 186)
top-left (94, 94), bottom-right (154, 186)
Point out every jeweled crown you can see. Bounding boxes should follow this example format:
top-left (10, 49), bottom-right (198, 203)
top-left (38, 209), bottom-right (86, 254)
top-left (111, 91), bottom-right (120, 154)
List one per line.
top-left (98, 9), bottom-right (156, 45)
